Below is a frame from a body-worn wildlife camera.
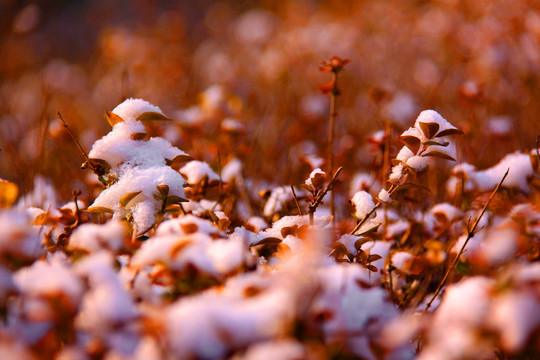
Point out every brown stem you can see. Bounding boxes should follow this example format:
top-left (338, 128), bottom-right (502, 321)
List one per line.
top-left (329, 71), bottom-right (338, 223)
top-left (308, 166), bottom-right (343, 225)
top-left (350, 184), bottom-right (396, 235)
top-left (58, 112), bottom-right (90, 163)
top-left (423, 168), bottom-right (509, 312)
top-left (290, 185), bottom-right (303, 216)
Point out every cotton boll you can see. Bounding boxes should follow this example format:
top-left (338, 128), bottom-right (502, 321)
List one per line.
top-left (396, 146), bottom-right (414, 162)
top-left (489, 291), bottom-right (540, 352)
top-left (349, 172), bottom-right (380, 196)
top-left (69, 220), bottom-right (126, 253)
top-left (351, 191), bottom-right (375, 219)
top-left (382, 91), bottom-right (417, 127)
top-left (221, 158), bottom-right (244, 184)
top-left (179, 160), bottom-right (219, 184)
top-left (405, 156), bottom-right (428, 173)
top-left (263, 186), bottom-right (293, 217)
top-left (414, 110), bottom-right (458, 136)
top-left (0, 209), bottom-right (42, 262)
top-left (242, 339), bottom-right (306, 360)
top-left (75, 253), bottom-right (137, 331)
top-left (14, 257), bottom-right (83, 306)
top-left (389, 163), bottom-right (405, 184)
top-left (111, 98), bottom-right (165, 122)
top-left (305, 168), bottom-right (326, 189)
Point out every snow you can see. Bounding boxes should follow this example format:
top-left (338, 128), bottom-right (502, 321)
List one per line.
top-left (87, 99), bottom-right (190, 234)
top-left (450, 152), bottom-right (534, 193)
top-left (14, 257), bottom-right (83, 305)
top-left (389, 163), bottom-right (405, 184)
top-left (91, 166), bottom-right (187, 233)
top-left (414, 109), bottom-right (458, 136)
top-left (431, 203), bottom-right (463, 222)
top-left (221, 157), bottom-right (243, 183)
top-left (351, 191), bottom-right (375, 219)
top-left (179, 160), bottom-right (219, 184)
top-left (382, 91), bottom-right (417, 126)
top-left (242, 339), bottom-right (306, 360)
top-left (489, 291), bottom-right (540, 352)
top-left (487, 115), bottom-right (512, 136)
top-left (406, 155), bottom-right (427, 172)
top-left (263, 186), bottom-right (293, 217)
top-left (396, 146), bottom-right (414, 162)
top-left (0, 209), bottom-right (41, 260)
top-left (74, 252), bottom-right (137, 330)
top-left (111, 98), bottom-right (164, 122)
top-left (221, 117), bottom-right (244, 132)
top-left (305, 168), bottom-right (326, 188)
top-left (349, 172), bottom-right (380, 196)
top-left (69, 220), bottom-right (126, 253)
top-left (378, 188), bottom-right (392, 204)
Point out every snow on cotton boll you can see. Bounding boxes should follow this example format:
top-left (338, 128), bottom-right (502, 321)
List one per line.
top-left (74, 252), bottom-right (137, 332)
top-left (351, 191), bottom-right (375, 219)
top-left (86, 99), bottom-right (189, 234)
top-left (0, 209), bottom-right (42, 266)
top-left (179, 160), bottom-right (220, 185)
top-left (68, 220), bottom-right (127, 254)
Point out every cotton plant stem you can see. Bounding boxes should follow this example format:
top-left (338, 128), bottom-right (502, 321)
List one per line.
top-left (423, 168), bottom-right (509, 312)
top-left (290, 185), bottom-right (303, 216)
top-left (350, 184), bottom-right (396, 235)
top-left (329, 71), bottom-right (337, 224)
top-left (308, 166), bottom-right (344, 225)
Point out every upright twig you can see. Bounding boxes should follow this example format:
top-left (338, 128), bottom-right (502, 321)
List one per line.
top-left (423, 168), bottom-right (509, 312)
top-left (58, 112), bottom-right (91, 164)
top-left (350, 184), bottom-right (396, 235)
top-left (308, 166), bottom-right (344, 225)
top-left (320, 56), bottom-right (349, 224)
top-left (290, 185), bottom-right (303, 216)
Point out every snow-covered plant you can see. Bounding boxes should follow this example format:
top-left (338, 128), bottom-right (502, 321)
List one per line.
top-left (85, 99), bottom-right (190, 235)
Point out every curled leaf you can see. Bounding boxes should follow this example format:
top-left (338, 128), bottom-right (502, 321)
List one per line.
top-left (400, 135), bottom-right (421, 154)
top-left (130, 132), bottom-right (147, 141)
top-left (353, 221), bottom-right (381, 236)
top-left (435, 128), bottom-right (464, 137)
top-left (423, 140), bottom-right (449, 147)
top-left (419, 122), bottom-right (440, 139)
top-left (85, 206), bottom-right (114, 214)
top-left (354, 237), bottom-right (371, 250)
top-left (105, 111), bottom-right (124, 127)
top-left (119, 191), bottom-right (142, 207)
top-left (136, 112), bottom-right (172, 122)
top-left (166, 154), bottom-right (195, 169)
top-left (156, 184), bottom-right (169, 197)
top-left (165, 195), bottom-right (188, 206)
top-left (422, 150), bottom-right (457, 162)
top-left (254, 237), bottom-right (282, 245)
top-left (367, 254), bottom-right (382, 263)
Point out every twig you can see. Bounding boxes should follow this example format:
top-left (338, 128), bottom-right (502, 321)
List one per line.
top-left (350, 184), bottom-right (396, 235)
top-left (58, 112), bottom-right (90, 164)
top-left (290, 185), bottom-right (303, 216)
top-left (308, 166), bottom-right (344, 225)
top-left (423, 168), bottom-right (509, 312)
top-left (329, 71), bottom-right (337, 222)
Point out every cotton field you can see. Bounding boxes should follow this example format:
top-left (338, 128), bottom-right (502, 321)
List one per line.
top-left (1, 1), bottom-right (539, 359)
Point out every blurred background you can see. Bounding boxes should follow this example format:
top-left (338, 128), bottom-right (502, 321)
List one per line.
top-left (1, 0), bottom-right (540, 203)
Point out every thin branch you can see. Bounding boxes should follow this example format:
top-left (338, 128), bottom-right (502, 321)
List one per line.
top-left (57, 112), bottom-right (90, 163)
top-left (308, 166), bottom-right (344, 225)
top-left (350, 184), bottom-right (396, 235)
top-left (329, 71), bottom-right (337, 222)
top-left (290, 185), bottom-right (303, 215)
top-left (423, 168), bottom-right (509, 312)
